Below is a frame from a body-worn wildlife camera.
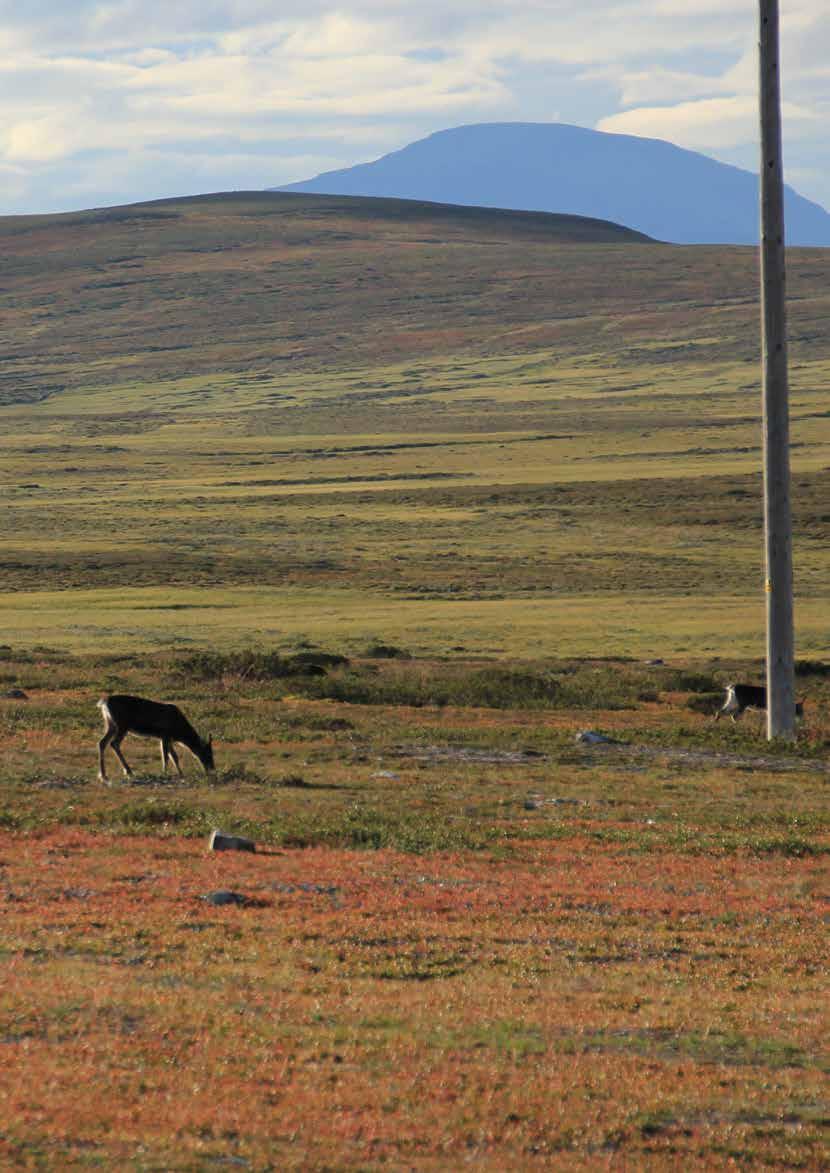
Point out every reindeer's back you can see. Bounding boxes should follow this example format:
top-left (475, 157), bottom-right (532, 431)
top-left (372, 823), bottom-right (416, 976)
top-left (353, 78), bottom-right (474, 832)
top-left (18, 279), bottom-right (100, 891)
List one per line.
top-left (98, 694), bottom-right (185, 737)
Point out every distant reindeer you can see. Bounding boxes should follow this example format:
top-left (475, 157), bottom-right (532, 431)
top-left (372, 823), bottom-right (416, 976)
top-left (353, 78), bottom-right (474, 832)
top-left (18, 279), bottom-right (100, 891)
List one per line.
top-left (97, 694), bottom-right (215, 782)
top-left (715, 683), bottom-right (803, 724)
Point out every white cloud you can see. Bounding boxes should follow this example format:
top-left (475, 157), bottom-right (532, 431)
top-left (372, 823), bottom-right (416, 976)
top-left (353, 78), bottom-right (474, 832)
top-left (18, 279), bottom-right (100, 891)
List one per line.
top-left (598, 95), bottom-right (819, 152)
top-left (0, 1), bottom-right (828, 213)
top-left (4, 115), bottom-right (78, 163)
top-left (0, 160), bottom-right (28, 205)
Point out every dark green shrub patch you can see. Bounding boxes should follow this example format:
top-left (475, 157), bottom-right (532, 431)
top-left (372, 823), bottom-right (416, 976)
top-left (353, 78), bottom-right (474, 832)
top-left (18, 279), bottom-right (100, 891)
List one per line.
top-left (687, 692), bottom-right (723, 715)
top-left (174, 648), bottom-right (332, 682)
top-left (289, 651), bottom-right (350, 668)
top-left (668, 671), bottom-right (720, 693)
top-left (794, 659), bottom-right (830, 677)
top-left (365, 644), bottom-right (412, 659)
top-left (295, 661), bottom-right (662, 711)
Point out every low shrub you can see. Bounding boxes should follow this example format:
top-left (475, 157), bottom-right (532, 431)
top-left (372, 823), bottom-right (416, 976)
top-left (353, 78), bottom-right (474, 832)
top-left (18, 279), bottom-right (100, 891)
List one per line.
top-left (365, 644), bottom-right (412, 660)
top-left (174, 648), bottom-right (329, 682)
top-left (290, 651), bottom-right (350, 668)
top-left (303, 669), bottom-right (435, 707)
top-left (459, 668), bottom-right (560, 708)
top-left (794, 659), bottom-right (830, 677)
top-left (299, 662), bottom-right (646, 711)
top-left (212, 765), bottom-right (269, 785)
top-left (298, 715), bottom-right (355, 732)
top-left (687, 692), bottom-right (723, 715)
top-left (105, 800), bottom-right (212, 833)
top-left (669, 671), bottom-right (720, 693)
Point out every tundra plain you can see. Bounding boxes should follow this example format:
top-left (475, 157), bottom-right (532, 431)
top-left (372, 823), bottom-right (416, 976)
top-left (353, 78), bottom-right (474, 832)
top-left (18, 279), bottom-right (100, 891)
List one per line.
top-left (0, 193), bottom-right (828, 1169)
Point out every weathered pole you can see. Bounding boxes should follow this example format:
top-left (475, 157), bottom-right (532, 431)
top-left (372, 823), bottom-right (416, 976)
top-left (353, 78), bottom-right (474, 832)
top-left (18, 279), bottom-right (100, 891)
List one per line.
top-left (759, 0), bottom-right (795, 739)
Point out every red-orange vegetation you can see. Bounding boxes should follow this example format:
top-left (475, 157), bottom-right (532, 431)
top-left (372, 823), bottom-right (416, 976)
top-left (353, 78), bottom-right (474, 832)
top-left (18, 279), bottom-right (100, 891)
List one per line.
top-left (0, 829), bottom-right (826, 1169)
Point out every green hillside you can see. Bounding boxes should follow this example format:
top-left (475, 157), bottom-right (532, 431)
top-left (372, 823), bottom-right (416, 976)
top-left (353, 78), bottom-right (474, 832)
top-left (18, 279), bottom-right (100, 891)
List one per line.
top-left (0, 190), bottom-right (652, 404)
top-left (1, 190), bottom-right (829, 656)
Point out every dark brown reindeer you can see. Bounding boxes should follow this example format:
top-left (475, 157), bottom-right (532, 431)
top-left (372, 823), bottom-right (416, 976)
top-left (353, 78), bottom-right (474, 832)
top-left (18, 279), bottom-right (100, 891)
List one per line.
top-left (715, 683), bottom-right (803, 723)
top-left (97, 695), bottom-right (215, 782)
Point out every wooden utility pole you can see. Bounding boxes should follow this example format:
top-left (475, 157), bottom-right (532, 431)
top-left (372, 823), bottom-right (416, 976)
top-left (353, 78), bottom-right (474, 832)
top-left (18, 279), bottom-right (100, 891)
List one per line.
top-left (759, 0), bottom-right (795, 739)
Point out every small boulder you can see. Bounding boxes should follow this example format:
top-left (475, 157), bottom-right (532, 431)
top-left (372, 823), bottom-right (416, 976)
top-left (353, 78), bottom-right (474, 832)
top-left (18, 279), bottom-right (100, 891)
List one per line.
top-left (203, 890), bottom-right (248, 906)
top-left (2, 688), bottom-right (28, 700)
top-left (576, 729), bottom-right (623, 746)
top-left (209, 830), bottom-right (256, 853)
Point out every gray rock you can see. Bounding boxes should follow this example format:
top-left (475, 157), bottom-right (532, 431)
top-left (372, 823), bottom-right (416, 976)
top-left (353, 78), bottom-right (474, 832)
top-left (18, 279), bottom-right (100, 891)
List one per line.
top-left (209, 830), bottom-right (256, 853)
top-left (576, 729), bottom-right (623, 745)
top-left (203, 890), bottom-right (248, 906)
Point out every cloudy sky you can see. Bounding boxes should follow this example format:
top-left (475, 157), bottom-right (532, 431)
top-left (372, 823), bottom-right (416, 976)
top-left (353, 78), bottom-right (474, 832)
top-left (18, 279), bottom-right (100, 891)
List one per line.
top-left (1, 0), bottom-right (828, 215)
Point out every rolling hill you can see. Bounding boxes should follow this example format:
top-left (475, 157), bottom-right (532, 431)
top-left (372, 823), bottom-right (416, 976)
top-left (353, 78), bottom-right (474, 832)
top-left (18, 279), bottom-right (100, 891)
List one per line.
top-left (277, 122), bottom-right (830, 247)
top-left (3, 185), bottom-right (828, 409)
top-left (1, 188), bottom-right (829, 657)
top-left (0, 189), bottom-right (654, 405)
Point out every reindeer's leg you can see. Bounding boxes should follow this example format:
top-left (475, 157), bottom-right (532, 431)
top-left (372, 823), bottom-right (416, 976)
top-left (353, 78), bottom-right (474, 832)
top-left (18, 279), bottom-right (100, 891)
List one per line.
top-left (111, 733), bottom-right (133, 777)
top-left (168, 743), bottom-right (183, 777)
top-left (98, 729), bottom-right (114, 781)
top-left (160, 739), bottom-right (169, 772)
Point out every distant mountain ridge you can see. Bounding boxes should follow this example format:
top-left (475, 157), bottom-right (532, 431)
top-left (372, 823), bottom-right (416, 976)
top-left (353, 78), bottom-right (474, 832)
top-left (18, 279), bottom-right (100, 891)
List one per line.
top-left (276, 122), bottom-right (830, 247)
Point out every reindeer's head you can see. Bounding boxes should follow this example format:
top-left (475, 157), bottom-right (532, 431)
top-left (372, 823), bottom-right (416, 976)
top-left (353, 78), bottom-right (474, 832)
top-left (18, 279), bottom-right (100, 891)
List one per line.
top-left (200, 734), bottom-right (215, 774)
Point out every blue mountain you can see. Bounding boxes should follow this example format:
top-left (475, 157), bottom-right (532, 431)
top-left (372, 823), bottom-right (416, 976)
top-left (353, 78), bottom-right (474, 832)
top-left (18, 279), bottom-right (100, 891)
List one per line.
top-left (276, 122), bottom-right (830, 246)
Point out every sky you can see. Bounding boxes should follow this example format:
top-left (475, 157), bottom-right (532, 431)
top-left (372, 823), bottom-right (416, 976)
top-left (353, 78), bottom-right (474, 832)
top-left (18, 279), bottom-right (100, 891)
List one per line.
top-left (1, 0), bottom-right (828, 216)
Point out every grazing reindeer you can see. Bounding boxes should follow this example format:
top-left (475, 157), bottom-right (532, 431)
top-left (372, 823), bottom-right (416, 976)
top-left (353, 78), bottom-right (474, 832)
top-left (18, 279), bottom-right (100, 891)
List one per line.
top-left (97, 694), bottom-right (214, 782)
top-left (715, 683), bottom-right (803, 723)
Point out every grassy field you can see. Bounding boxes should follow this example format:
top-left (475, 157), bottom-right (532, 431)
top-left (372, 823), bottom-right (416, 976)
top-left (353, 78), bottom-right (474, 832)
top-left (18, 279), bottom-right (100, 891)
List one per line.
top-left (1, 192), bottom-right (828, 1168)
top-left (2, 343), bottom-right (830, 657)
top-left (2, 192), bottom-right (830, 658)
